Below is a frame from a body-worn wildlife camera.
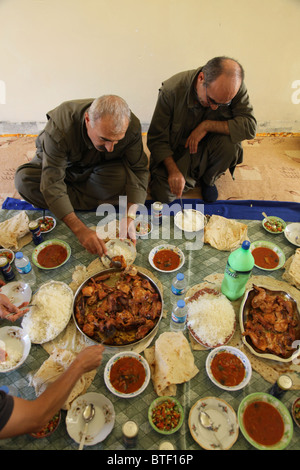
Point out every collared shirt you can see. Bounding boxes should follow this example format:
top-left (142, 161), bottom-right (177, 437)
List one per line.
top-left (35, 99), bottom-right (149, 219)
top-left (147, 67), bottom-right (257, 167)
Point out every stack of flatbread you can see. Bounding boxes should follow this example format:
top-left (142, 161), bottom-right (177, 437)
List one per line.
top-left (283, 248), bottom-right (300, 289)
top-left (144, 331), bottom-right (199, 396)
top-left (204, 214), bottom-right (248, 251)
top-left (0, 211), bottom-right (31, 250)
top-left (29, 348), bottom-right (97, 410)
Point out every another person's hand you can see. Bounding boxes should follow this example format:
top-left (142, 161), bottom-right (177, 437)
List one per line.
top-left (0, 293), bottom-right (29, 321)
top-left (74, 344), bottom-right (105, 373)
top-left (119, 216), bottom-right (136, 245)
top-left (168, 168), bottom-right (186, 198)
top-left (76, 226), bottom-right (107, 256)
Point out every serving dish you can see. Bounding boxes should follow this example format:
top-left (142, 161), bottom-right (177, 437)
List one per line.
top-left (73, 267), bottom-right (163, 352)
top-left (0, 281), bottom-right (32, 307)
top-left (240, 285), bottom-right (300, 362)
top-left (32, 239), bottom-right (71, 270)
top-left (262, 216), bottom-right (286, 234)
top-left (101, 238), bottom-right (136, 268)
top-left (0, 248), bottom-right (14, 264)
top-left (187, 288), bottom-right (236, 349)
top-left (250, 240), bottom-right (285, 271)
top-left (238, 393), bottom-right (293, 450)
top-left (104, 351), bottom-right (150, 398)
top-left (21, 280), bottom-right (73, 344)
top-left (206, 345), bottom-right (252, 391)
top-left (188, 397), bottom-right (239, 450)
top-left (284, 223), bottom-right (300, 247)
top-left (0, 326), bottom-right (31, 372)
top-left (66, 392), bottom-right (115, 445)
top-left (36, 216), bottom-right (56, 233)
top-left (148, 244), bottom-right (185, 273)
top-left (174, 209), bottom-right (205, 232)
top-left (148, 396), bottom-right (184, 435)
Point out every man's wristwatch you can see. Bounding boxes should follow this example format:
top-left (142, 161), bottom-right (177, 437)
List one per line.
top-left (127, 213), bottom-right (136, 220)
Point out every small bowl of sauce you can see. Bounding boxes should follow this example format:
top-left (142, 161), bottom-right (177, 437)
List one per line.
top-left (250, 241), bottom-right (285, 271)
top-left (149, 244), bottom-right (185, 273)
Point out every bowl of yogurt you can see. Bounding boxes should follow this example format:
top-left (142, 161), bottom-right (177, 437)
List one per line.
top-left (174, 209), bottom-right (205, 232)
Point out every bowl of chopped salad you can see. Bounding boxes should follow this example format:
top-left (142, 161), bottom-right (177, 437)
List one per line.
top-left (30, 411), bottom-right (61, 438)
top-left (148, 396), bottom-right (184, 434)
top-left (36, 216), bottom-right (56, 233)
top-left (292, 397), bottom-right (300, 429)
top-left (262, 216), bottom-right (286, 234)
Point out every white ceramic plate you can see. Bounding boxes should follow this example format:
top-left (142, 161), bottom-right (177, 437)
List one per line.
top-left (0, 281), bottom-right (32, 307)
top-left (21, 281), bottom-right (73, 344)
top-left (189, 397), bottom-right (239, 450)
top-left (104, 351), bottom-right (150, 398)
top-left (174, 209), bottom-right (205, 232)
top-left (206, 346), bottom-right (252, 391)
top-left (101, 238), bottom-right (136, 268)
top-left (284, 223), bottom-right (300, 247)
top-left (66, 392), bottom-right (115, 446)
top-left (0, 326), bottom-right (31, 372)
top-left (148, 244), bottom-right (185, 273)
top-left (250, 240), bottom-right (285, 271)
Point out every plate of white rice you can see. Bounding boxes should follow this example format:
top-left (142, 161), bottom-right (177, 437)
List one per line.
top-left (187, 288), bottom-right (236, 348)
top-left (21, 281), bottom-right (73, 344)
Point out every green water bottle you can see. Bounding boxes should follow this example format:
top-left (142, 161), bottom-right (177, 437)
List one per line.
top-left (221, 240), bottom-right (254, 301)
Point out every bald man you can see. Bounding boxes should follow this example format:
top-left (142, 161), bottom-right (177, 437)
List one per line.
top-left (15, 95), bottom-right (149, 255)
top-left (147, 57), bottom-right (257, 203)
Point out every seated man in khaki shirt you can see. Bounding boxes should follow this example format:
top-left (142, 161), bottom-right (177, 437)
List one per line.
top-left (147, 56), bottom-right (257, 203)
top-left (15, 95), bottom-right (149, 256)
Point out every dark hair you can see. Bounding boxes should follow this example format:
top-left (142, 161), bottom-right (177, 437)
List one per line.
top-left (202, 56), bottom-right (244, 86)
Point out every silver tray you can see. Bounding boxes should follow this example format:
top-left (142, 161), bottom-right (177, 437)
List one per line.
top-left (72, 267), bottom-right (163, 353)
top-left (240, 285), bottom-right (300, 362)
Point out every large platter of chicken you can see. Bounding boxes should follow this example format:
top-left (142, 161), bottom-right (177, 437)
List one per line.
top-left (73, 266), bottom-right (163, 349)
top-left (240, 285), bottom-right (300, 362)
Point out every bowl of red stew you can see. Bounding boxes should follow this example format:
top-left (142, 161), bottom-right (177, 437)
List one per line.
top-left (148, 396), bottom-right (184, 435)
top-left (148, 244), bottom-right (185, 273)
top-left (32, 239), bottom-right (71, 270)
top-left (238, 393), bottom-right (293, 450)
top-left (104, 351), bottom-right (151, 398)
top-left (206, 346), bottom-right (252, 391)
top-left (250, 240), bottom-right (285, 271)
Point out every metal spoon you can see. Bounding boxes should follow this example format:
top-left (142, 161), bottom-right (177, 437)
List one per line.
top-left (199, 410), bottom-right (223, 450)
top-left (180, 197), bottom-right (185, 215)
top-left (78, 403), bottom-right (95, 450)
top-left (105, 254), bottom-right (122, 268)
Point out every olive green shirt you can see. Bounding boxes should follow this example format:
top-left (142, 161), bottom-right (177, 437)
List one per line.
top-left (147, 67), bottom-right (257, 167)
top-left (35, 99), bottom-right (149, 219)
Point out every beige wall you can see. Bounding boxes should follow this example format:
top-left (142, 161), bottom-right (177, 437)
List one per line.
top-left (0, 0), bottom-right (299, 132)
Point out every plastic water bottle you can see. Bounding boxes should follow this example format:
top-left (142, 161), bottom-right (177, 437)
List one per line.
top-left (14, 252), bottom-right (36, 287)
top-left (221, 240), bottom-right (254, 301)
top-left (171, 273), bottom-right (186, 298)
top-left (170, 299), bottom-right (187, 331)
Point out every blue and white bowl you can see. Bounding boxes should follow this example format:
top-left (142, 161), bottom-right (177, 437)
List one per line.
top-left (206, 345), bottom-right (252, 391)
